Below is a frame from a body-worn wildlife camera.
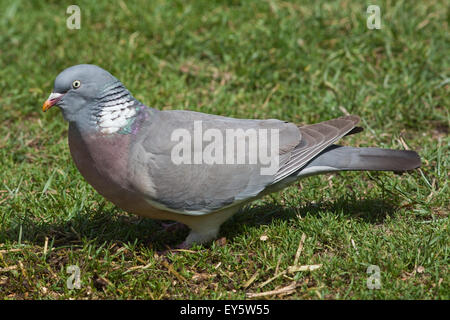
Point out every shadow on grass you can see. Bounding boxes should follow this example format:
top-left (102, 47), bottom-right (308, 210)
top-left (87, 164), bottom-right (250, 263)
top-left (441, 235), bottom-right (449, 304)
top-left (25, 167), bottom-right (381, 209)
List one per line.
top-left (220, 196), bottom-right (399, 242)
top-left (1, 196), bottom-right (399, 251)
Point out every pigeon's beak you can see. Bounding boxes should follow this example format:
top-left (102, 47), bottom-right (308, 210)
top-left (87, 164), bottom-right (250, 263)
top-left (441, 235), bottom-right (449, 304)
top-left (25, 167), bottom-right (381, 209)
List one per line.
top-left (42, 92), bottom-right (64, 112)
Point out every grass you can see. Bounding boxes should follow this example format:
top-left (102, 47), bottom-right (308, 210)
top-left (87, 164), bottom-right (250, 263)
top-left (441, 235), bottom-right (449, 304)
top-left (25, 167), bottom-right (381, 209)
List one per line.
top-left (0, 0), bottom-right (448, 299)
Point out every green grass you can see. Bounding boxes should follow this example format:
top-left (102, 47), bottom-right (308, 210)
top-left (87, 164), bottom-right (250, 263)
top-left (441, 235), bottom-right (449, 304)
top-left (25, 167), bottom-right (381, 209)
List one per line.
top-left (0, 0), bottom-right (448, 299)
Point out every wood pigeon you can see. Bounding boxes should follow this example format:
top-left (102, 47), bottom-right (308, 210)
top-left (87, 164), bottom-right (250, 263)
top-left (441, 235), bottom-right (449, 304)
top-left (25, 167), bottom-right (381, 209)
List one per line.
top-left (42, 64), bottom-right (421, 247)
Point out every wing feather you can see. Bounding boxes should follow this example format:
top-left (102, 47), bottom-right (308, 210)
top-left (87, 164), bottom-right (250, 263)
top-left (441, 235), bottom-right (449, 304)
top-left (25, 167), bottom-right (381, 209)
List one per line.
top-left (273, 115), bottom-right (360, 183)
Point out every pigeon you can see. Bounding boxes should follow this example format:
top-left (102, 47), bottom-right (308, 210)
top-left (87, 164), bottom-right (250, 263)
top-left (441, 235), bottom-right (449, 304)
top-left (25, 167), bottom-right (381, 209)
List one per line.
top-left (42, 64), bottom-right (421, 248)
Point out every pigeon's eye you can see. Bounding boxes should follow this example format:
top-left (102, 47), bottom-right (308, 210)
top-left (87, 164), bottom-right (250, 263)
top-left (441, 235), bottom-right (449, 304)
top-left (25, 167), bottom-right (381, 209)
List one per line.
top-left (72, 80), bottom-right (81, 89)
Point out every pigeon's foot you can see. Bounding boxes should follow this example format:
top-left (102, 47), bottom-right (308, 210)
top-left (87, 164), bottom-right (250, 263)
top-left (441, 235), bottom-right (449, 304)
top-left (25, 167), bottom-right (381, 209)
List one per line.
top-left (160, 221), bottom-right (188, 233)
top-left (160, 229), bottom-right (218, 254)
top-left (157, 233), bottom-right (207, 255)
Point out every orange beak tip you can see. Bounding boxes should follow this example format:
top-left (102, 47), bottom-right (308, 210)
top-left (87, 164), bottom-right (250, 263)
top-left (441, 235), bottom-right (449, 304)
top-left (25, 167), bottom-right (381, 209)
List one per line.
top-left (42, 100), bottom-right (53, 112)
top-left (42, 92), bottom-right (64, 112)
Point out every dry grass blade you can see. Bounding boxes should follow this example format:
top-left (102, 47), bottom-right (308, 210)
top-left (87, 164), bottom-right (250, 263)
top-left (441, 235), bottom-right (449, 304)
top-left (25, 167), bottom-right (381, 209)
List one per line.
top-left (350, 238), bottom-right (359, 255)
top-left (0, 248), bottom-right (22, 254)
top-left (0, 265), bottom-right (18, 272)
top-left (161, 260), bottom-right (186, 282)
top-left (43, 237), bottom-right (49, 255)
top-left (243, 271), bottom-right (259, 289)
top-left (123, 263), bottom-right (153, 274)
top-left (294, 233), bottom-right (306, 266)
top-left (168, 248), bottom-right (198, 253)
top-left (258, 270), bottom-right (287, 288)
top-left (287, 264), bottom-right (322, 273)
top-left (247, 281), bottom-right (301, 298)
top-left (261, 83), bottom-right (280, 109)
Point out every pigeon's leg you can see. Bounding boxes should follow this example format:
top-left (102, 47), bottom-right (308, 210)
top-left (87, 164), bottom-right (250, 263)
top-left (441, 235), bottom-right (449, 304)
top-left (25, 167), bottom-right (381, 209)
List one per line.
top-left (177, 229), bottom-right (220, 249)
top-left (176, 206), bottom-right (240, 248)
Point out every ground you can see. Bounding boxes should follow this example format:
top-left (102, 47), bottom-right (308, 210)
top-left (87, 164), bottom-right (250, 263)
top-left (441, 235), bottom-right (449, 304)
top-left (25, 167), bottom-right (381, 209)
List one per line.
top-left (0, 0), bottom-right (448, 299)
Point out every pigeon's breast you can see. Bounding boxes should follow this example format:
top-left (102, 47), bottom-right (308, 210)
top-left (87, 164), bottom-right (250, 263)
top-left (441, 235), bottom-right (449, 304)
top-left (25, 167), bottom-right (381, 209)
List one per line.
top-left (67, 124), bottom-right (165, 217)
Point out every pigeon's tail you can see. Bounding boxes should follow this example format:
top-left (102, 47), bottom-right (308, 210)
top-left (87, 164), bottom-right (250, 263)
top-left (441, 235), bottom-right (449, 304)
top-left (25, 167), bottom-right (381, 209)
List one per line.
top-left (298, 145), bottom-right (421, 177)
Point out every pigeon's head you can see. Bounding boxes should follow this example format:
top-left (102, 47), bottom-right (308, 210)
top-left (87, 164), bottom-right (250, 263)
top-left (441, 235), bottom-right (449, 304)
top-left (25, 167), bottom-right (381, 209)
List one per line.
top-left (42, 64), bottom-right (138, 132)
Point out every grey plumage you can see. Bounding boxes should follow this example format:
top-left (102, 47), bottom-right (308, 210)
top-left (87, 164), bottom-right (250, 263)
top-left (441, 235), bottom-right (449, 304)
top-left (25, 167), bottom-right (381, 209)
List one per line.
top-left (43, 64), bottom-right (421, 247)
top-left (129, 109), bottom-right (300, 214)
top-left (301, 145), bottom-right (420, 174)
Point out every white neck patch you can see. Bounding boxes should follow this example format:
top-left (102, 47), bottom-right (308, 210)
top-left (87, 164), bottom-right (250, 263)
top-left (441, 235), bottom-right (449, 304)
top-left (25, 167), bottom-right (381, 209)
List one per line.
top-left (97, 100), bottom-right (137, 134)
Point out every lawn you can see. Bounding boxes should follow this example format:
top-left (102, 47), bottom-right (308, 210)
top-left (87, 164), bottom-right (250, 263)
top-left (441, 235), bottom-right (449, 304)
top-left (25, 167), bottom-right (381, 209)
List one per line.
top-left (0, 0), bottom-right (448, 299)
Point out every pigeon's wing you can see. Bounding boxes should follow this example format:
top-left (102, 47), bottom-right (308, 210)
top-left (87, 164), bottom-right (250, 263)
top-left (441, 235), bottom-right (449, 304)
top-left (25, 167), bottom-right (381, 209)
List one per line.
top-left (128, 109), bottom-right (301, 215)
top-left (128, 110), bottom-right (360, 215)
top-left (272, 115), bottom-right (360, 183)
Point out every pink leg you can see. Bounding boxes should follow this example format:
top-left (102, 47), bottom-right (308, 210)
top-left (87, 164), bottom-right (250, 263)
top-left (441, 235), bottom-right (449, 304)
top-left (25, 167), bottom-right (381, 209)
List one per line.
top-left (160, 221), bottom-right (188, 233)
